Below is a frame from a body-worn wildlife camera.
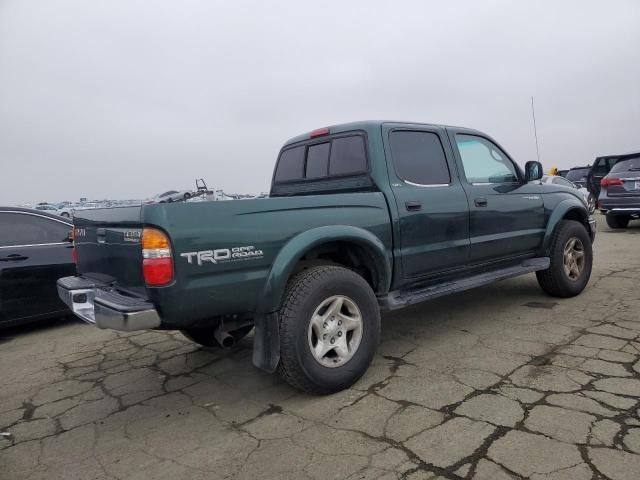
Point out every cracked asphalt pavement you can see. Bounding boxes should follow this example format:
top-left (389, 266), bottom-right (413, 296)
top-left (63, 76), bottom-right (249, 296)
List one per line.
top-left (2, 216), bottom-right (640, 480)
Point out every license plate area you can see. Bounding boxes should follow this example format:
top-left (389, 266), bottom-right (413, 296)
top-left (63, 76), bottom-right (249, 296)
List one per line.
top-left (634, 181), bottom-right (640, 190)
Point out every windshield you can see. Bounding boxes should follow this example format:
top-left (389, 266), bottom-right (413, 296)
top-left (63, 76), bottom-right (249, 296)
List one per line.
top-left (610, 156), bottom-right (640, 173)
top-left (566, 168), bottom-right (590, 182)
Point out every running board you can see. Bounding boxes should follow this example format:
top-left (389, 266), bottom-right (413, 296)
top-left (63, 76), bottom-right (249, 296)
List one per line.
top-left (380, 257), bottom-right (550, 311)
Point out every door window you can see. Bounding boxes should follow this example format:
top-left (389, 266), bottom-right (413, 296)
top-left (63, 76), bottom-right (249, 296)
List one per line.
top-left (0, 212), bottom-right (70, 246)
top-left (455, 135), bottom-right (518, 184)
top-left (390, 131), bottom-right (450, 185)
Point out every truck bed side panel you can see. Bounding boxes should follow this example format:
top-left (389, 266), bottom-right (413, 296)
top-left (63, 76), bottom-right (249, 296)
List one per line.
top-left (142, 193), bottom-right (392, 328)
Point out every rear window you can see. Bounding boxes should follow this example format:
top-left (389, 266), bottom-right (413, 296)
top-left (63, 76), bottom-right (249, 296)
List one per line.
top-left (274, 146), bottom-right (305, 182)
top-left (305, 143), bottom-right (330, 179)
top-left (274, 134), bottom-right (367, 183)
top-left (610, 156), bottom-right (640, 173)
top-left (329, 136), bottom-right (367, 176)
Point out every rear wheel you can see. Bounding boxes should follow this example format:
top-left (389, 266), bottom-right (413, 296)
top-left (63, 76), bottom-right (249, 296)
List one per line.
top-left (277, 265), bottom-right (380, 394)
top-left (536, 220), bottom-right (593, 297)
top-left (183, 192), bottom-right (191, 200)
top-left (60, 212), bottom-right (70, 218)
top-left (606, 214), bottom-right (629, 229)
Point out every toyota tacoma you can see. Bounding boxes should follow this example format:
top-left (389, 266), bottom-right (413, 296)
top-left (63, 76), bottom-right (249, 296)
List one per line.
top-left (58, 121), bottom-right (596, 394)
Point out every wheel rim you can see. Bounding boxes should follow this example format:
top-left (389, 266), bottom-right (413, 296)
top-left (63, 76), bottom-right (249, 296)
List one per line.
top-left (588, 196), bottom-right (595, 213)
top-left (563, 237), bottom-right (585, 281)
top-left (307, 295), bottom-right (363, 368)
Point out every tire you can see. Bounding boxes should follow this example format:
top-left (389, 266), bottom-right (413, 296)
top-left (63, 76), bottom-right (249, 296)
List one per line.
top-left (60, 212), bottom-right (70, 218)
top-left (606, 214), bottom-right (629, 229)
top-left (536, 220), bottom-right (593, 298)
top-left (181, 325), bottom-right (252, 348)
top-left (184, 192), bottom-right (191, 200)
top-left (277, 265), bottom-right (380, 395)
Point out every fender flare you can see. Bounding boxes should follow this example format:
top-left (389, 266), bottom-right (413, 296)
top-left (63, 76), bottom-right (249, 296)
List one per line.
top-left (256, 225), bottom-right (392, 314)
top-left (541, 198), bottom-right (589, 256)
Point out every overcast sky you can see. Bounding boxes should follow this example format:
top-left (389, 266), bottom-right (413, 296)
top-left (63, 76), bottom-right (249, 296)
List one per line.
top-left (1, 0), bottom-right (639, 204)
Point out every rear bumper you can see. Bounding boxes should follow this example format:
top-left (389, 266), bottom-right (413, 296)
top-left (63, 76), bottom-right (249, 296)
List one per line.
top-left (57, 276), bottom-right (161, 331)
top-left (599, 197), bottom-right (640, 215)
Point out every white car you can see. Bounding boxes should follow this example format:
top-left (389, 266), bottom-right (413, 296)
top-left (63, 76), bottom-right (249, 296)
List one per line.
top-left (541, 175), bottom-right (596, 214)
top-left (150, 190), bottom-right (192, 203)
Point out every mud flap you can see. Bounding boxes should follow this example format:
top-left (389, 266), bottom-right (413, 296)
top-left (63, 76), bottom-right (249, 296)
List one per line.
top-left (252, 312), bottom-right (280, 372)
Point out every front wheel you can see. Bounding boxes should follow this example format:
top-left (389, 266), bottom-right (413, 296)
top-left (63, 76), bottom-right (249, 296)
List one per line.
top-left (536, 220), bottom-right (593, 298)
top-left (60, 212), bottom-right (70, 218)
top-left (606, 214), bottom-right (629, 229)
top-left (278, 265), bottom-right (380, 394)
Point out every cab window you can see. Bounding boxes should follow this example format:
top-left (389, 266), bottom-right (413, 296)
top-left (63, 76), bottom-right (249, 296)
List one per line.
top-left (390, 131), bottom-right (450, 185)
top-left (455, 135), bottom-right (518, 184)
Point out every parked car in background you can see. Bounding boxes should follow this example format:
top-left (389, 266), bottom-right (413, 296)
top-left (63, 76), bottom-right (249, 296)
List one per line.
top-left (34, 204), bottom-right (59, 213)
top-left (565, 166), bottom-right (591, 189)
top-left (541, 175), bottom-right (596, 214)
top-left (57, 202), bottom-right (102, 218)
top-left (0, 207), bottom-right (75, 327)
top-left (150, 190), bottom-right (192, 203)
top-left (598, 155), bottom-right (640, 229)
top-left (588, 150), bottom-right (640, 198)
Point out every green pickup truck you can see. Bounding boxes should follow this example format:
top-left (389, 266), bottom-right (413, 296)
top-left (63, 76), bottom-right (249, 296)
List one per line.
top-left (58, 121), bottom-right (596, 394)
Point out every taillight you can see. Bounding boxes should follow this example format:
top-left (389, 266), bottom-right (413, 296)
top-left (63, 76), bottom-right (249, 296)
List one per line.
top-left (601, 177), bottom-right (623, 187)
top-left (141, 228), bottom-right (174, 286)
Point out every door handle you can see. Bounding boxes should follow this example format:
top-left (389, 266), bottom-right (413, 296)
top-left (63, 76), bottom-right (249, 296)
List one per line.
top-left (474, 197), bottom-right (488, 207)
top-left (0, 254), bottom-right (29, 261)
top-left (405, 201), bottom-right (422, 211)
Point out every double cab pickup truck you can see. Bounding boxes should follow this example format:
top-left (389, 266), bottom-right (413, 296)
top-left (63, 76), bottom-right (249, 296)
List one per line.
top-left (58, 121), bottom-right (596, 394)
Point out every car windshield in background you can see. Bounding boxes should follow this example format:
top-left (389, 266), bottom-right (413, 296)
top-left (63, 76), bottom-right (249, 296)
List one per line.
top-left (566, 168), bottom-right (590, 182)
top-left (610, 156), bottom-right (640, 173)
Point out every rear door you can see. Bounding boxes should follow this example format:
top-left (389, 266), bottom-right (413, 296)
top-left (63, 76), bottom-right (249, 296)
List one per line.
top-left (0, 211), bottom-right (75, 324)
top-left (383, 124), bottom-right (470, 279)
top-left (447, 129), bottom-right (545, 264)
top-left (588, 157), bottom-right (611, 197)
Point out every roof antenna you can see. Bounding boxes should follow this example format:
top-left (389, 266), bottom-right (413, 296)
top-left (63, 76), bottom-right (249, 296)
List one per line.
top-left (531, 96), bottom-right (541, 163)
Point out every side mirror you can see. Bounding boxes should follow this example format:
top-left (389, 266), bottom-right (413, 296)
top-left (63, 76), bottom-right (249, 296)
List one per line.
top-left (524, 161), bottom-right (543, 182)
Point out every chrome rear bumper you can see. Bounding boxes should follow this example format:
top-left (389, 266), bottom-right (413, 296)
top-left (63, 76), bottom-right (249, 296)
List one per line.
top-left (57, 276), bottom-right (161, 331)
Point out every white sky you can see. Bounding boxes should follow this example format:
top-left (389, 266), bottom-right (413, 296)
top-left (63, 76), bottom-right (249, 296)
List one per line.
top-left (1, 0), bottom-right (639, 204)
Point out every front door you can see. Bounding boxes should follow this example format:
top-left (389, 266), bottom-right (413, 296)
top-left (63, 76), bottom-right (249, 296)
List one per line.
top-left (383, 124), bottom-right (470, 280)
top-left (447, 130), bottom-right (545, 265)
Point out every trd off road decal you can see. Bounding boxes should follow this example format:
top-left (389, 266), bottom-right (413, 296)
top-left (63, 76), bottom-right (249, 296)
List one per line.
top-left (180, 245), bottom-right (264, 265)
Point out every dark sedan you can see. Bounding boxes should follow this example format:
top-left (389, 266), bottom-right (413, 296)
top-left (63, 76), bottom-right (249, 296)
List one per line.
top-left (0, 207), bottom-right (75, 327)
top-left (598, 156), bottom-right (640, 229)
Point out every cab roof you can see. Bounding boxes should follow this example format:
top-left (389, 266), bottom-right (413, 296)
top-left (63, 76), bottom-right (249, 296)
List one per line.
top-left (282, 120), bottom-right (484, 147)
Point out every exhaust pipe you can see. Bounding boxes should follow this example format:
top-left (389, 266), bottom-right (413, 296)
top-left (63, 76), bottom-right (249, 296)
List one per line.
top-left (214, 327), bottom-right (236, 349)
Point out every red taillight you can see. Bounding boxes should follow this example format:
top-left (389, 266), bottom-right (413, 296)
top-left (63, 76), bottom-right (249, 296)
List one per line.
top-left (310, 127), bottom-right (330, 138)
top-left (142, 258), bottom-right (174, 285)
top-left (601, 177), bottom-right (623, 187)
top-left (142, 228), bottom-right (174, 286)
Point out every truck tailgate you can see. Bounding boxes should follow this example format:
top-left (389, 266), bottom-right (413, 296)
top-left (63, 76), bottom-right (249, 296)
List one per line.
top-left (73, 206), bottom-right (146, 295)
